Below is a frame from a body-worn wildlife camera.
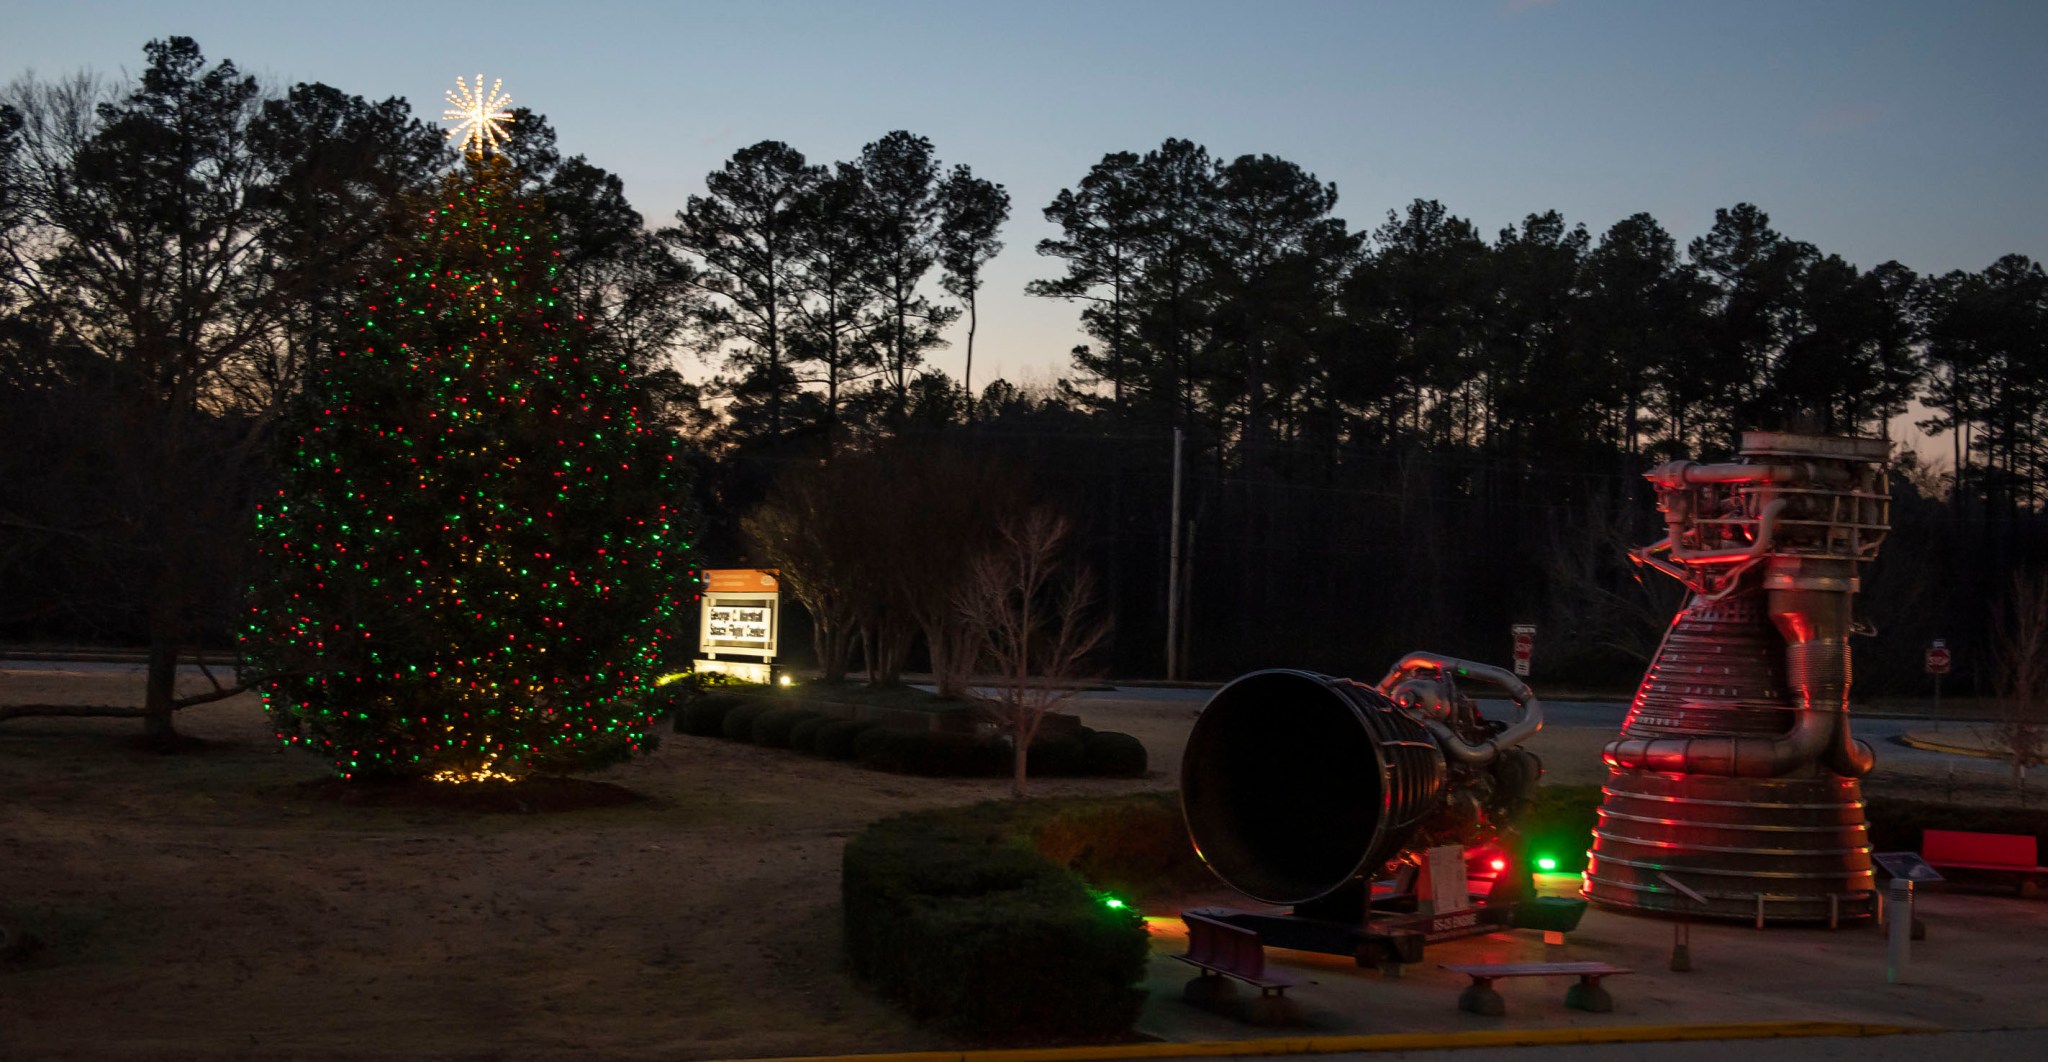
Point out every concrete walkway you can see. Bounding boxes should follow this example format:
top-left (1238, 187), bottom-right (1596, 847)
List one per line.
top-left (756, 881), bottom-right (2048, 1062)
top-left (1126, 873), bottom-right (2048, 1054)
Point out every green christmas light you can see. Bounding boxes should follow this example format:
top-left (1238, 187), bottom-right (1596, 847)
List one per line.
top-left (241, 148), bottom-right (698, 783)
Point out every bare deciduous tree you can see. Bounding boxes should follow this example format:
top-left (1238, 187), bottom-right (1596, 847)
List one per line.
top-left (1993, 569), bottom-right (2048, 800)
top-left (1539, 491), bottom-right (1683, 669)
top-left (742, 463), bottom-right (861, 683)
top-left (955, 507), bottom-right (1110, 796)
top-left (744, 444), bottom-right (1026, 693)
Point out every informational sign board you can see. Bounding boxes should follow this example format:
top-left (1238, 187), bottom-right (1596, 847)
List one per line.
top-left (705, 602), bottom-right (773, 646)
top-left (1873, 852), bottom-right (1944, 883)
top-left (1511, 624), bottom-right (1537, 677)
top-left (1925, 639), bottom-right (1952, 675)
top-left (698, 568), bottom-right (780, 660)
top-left (704, 569), bottom-right (781, 596)
top-left (1420, 844), bottom-right (1469, 915)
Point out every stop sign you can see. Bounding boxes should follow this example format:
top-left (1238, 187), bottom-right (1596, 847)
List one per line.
top-left (1926, 641), bottom-right (1952, 675)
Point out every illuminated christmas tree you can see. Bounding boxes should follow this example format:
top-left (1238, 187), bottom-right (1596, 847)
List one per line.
top-left (242, 80), bottom-right (696, 782)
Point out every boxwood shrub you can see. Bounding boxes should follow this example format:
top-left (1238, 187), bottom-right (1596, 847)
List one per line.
top-left (1022, 791), bottom-right (1210, 903)
top-left (814, 720), bottom-right (875, 760)
top-left (677, 695), bottom-right (742, 737)
top-left (853, 726), bottom-right (915, 771)
top-left (854, 728), bottom-right (1012, 776)
top-left (842, 803), bottom-right (1149, 1040)
top-left (752, 707), bottom-right (822, 748)
top-left (721, 701), bottom-right (773, 742)
top-left (1082, 731), bottom-right (1148, 778)
top-left (788, 715), bottom-right (832, 753)
top-left (1027, 732), bottom-right (1088, 776)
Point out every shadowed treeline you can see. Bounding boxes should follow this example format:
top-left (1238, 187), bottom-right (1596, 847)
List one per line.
top-left (2, 39), bottom-right (2044, 704)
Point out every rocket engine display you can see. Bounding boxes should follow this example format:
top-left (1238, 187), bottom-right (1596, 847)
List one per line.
top-left (1179, 655), bottom-right (1581, 968)
top-left (1584, 431), bottom-right (1892, 923)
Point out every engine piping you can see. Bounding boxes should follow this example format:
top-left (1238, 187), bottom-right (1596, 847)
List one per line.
top-left (1376, 652), bottom-right (1544, 766)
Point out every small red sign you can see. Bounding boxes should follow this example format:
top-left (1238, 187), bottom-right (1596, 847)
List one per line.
top-left (1926, 641), bottom-right (1952, 675)
top-left (1510, 625), bottom-right (1536, 677)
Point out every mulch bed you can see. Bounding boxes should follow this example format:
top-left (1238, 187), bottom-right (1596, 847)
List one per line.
top-left (283, 774), bottom-right (645, 813)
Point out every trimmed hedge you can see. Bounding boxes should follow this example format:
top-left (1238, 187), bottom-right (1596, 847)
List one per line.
top-left (843, 803), bottom-right (1149, 1040)
top-left (852, 726), bottom-right (910, 770)
top-left (1082, 731), bottom-right (1149, 778)
top-left (676, 695), bottom-right (742, 737)
top-left (788, 714), bottom-right (832, 753)
top-left (721, 702), bottom-right (773, 742)
top-left (1521, 784), bottom-right (1605, 872)
top-left (1022, 791), bottom-right (1210, 902)
top-left (1027, 733), bottom-right (1088, 777)
top-left (688, 695), bottom-right (1150, 780)
top-left (1492, 786), bottom-right (2048, 877)
top-left (752, 707), bottom-right (822, 748)
top-left (853, 729), bottom-right (1016, 777)
top-left (815, 720), bottom-right (875, 760)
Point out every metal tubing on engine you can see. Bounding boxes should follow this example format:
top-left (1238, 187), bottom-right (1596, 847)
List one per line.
top-left (1645, 460), bottom-right (1847, 488)
top-left (1600, 585), bottom-right (1873, 779)
top-left (1668, 498), bottom-right (1787, 566)
top-left (1773, 587), bottom-right (1876, 779)
top-left (1376, 652), bottom-right (1544, 765)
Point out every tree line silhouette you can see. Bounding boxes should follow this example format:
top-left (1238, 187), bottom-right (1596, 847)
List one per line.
top-left (2, 38), bottom-right (2043, 704)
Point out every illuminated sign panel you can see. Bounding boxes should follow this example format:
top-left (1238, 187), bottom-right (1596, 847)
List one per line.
top-left (698, 569), bottom-right (779, 660)
top-left (705, 601), bottom-right (774, 648)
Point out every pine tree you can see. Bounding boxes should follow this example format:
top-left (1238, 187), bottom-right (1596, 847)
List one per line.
top-left (243, 148), bottom-right (697, 782)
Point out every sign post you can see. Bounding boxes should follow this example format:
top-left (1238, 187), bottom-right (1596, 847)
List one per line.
top-left (696, 569), bottom-right (781, 684)
top-left (1925, 639), bottom-right (1951, 719)
top-left (1510, 624), bottom-right (1537, 678)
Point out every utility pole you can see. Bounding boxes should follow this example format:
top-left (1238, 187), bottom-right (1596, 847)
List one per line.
top-left (1167, 427), bottom-right (1183, 681)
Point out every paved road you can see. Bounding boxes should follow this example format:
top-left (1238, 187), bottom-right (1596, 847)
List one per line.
top-left (0, 659), bottom-right (232, 674)
top-left (5, 661), bottom-right (2018, 777)
top-left (1073, 684), bottom-right (2020, 777)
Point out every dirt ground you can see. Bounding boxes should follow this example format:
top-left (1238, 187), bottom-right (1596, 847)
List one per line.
top-left (0, 668), bottom-right (2024, 1060)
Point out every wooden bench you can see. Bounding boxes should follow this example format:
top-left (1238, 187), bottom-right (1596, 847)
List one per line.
top-left (1439, 961), bottom-right (1632, 1016)
top-left (1175, 911), bottom-right (1300, 1022)
top-left (1923, 829), bottom-right (2048, 896)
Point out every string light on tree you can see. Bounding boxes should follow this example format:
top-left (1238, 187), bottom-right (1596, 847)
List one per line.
top-left (244, 83), bottom-right (699, 785)
top-left (443, 74), bottom-right (514, 156)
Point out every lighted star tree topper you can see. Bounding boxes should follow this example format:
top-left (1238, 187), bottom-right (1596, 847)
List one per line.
top-left (444, 74), bottom-right (514, 156)
top-left (243, 85), bottom-right (698, 784)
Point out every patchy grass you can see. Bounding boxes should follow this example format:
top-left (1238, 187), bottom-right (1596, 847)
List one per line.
top-left (0, 669), bottom-right (1170, 1060)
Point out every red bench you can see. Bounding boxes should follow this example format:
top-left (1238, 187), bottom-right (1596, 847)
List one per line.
top-left (1923, 829), bottom-right (2048, 896)
top-left (1175, 911), bottom-right (1300, 1023)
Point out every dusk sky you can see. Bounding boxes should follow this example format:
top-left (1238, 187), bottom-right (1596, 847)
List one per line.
top-left (5, 0), bottom-right (2045, 417)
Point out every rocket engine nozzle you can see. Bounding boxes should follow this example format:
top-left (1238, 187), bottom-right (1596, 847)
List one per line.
top-left (1180, 660), bottom-right (1542, 907)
